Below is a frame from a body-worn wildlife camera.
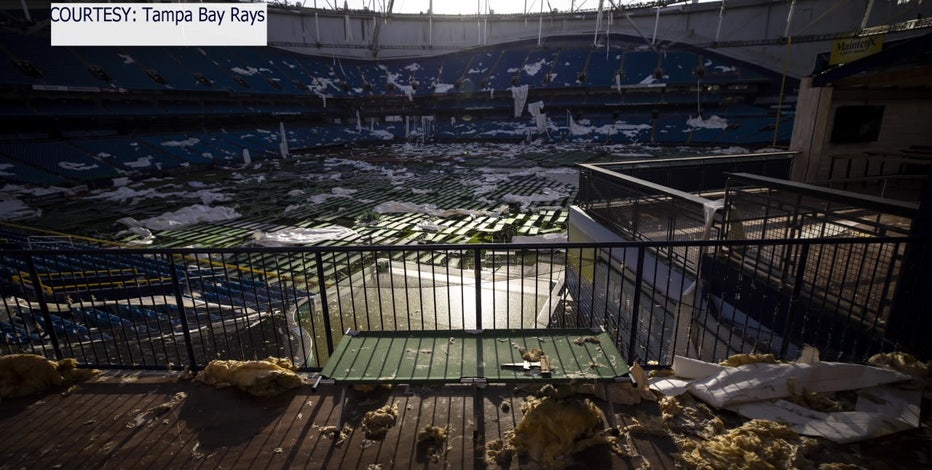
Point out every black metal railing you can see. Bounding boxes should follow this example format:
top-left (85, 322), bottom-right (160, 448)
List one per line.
top-left (575, 152), bottom-right (796, 273)
top-left (2, 237), bottom-right (927, 371)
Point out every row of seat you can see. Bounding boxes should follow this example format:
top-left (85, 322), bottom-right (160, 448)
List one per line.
top-left (0, 106), bottom-right (789, 186)
top-left (0, 30), bottom-right (771, 98)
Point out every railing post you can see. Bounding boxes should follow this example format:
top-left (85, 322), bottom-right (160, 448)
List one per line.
top-left (628, 246), bottom-right (645, 362)
top-left (315, 251), bottom-right (335, 354)
top-left (168, 254), bottom-right (199, 370)
top-left (24, 253), bottom-right (63, 361)
top-left (474, 248), bottom-right (483, 330)
top-left (782, 242), bottom-right (810, 359)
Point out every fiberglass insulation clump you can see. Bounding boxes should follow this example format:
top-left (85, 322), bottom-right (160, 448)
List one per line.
top-left (486, 394), bottom-right (606, 469)
top-left (0, 353), bottom-right (99, 399)
top-left (194, 356), bottom-right (302, 397)
top-left (361, 402), bottom-right (399, 440)
top-left (679, 419), bottom-right (819, 470)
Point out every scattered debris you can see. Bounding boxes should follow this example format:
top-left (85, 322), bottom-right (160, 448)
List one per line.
top-left (658, 394), bottom-right (724, 439)
top-left (500, 401), bottom-right (511, 413)
top-left (486, 394), bottom-right (607, 469)
top-left (194, 357), bottom-right (302, 397)
top-left (319, 423), bottom-right (353, 446)
top-left (416, 425), bottom-right (449, 462)
top-left (352, 383), bottom-right (392, 393)
top-left (718, 353), bottom-right (778, 367)
top-left (678, 419), bottom-right (819, 470)
top-left (651, 355), bottom-right (919, 444)
top-left (787, 390), bottom-right (852, 413)
top-left (573, 336), bottom-right (601, 345)
top-left (519, 347), bottom-right (543, 361)
top-left (485, 431), bottom-right (518, 467)
top-left (126, 391), bottom-right (187, 429)
top-left (0, 354), bottom-right (98, 399)
top-left (361, 403), bottom-right (399, 440)
top-left (868, 352), bottom-right (930, 378)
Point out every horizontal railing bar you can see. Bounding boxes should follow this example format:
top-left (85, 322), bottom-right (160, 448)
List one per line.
top-left (726, 172), bottom-right (920, 218)
top-left (2, 236), bottom-right (923, 258)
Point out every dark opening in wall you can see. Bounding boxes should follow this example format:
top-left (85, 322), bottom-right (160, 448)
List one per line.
top-left (831, 105), bottom-right (884, 143)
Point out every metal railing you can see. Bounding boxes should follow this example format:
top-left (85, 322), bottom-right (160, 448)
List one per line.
top-left (576, 153), bottom-right (796, 273)
top-left (2, 237), bottom-right (927, 371)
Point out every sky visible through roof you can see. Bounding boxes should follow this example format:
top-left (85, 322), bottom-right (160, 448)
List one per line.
top-left (299, 0), bottom-right (687, 15)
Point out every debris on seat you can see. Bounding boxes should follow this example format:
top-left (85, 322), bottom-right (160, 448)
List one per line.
top-left (194, 356), bottom-right (302, 397)
top-left (0, 353), bottom-right (98, 399)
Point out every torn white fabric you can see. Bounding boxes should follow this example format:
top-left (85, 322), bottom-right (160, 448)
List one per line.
top-left (252, 226), bottom-right (358, 246)
top-left (510, 85), bottom-right (529, 118)
top-left (649, 355), bottom-right (919, 444)
top-left (688, 361), bottom-right (910, 409)
top-left (527, 101), bottom-right (547, 133)
top-left (729, 386), bottom-right (921, 444)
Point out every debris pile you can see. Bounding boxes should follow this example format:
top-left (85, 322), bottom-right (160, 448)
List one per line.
top-left (416, 425), bottom-right (450, 462)
top-left (319, 423), bottom-right (353, 446)
top-left (651, 352), bottom-right (923, 445)
top-left (718, 353), bottom-right (778, 367)
top-left (361, 403), bottom-right (399, 440)
top-left (868, 352), bottom-right (929, 378)
top-left (678, 419), bottom-right (819, 470)
top-left (194, 356), bottom-right (302, 397)
top-left (0, 353), bottom-right (98, 399)
top-left (126, 391), bottom-right (187, 429)
top-left (486, 394), bottom-right (606, 469)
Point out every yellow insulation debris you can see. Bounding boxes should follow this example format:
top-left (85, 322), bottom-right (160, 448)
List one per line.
top-left (679, 419), bottom-right (818, 470)
top-left (0, 353), bottom-right (98, 399)
top-left (486, 394), bottom-right (607, 469)
top-left (319, 423), bottom-right (353, 446)
top-left (660, 395), bottom-right (724, 439)
top-left (195, 356), bottom-right (302, 397)
top-left (416, 425), bottom-right (450, 462)
top-left (719, 353), bottom-right (778, 367)
top-left (867, 352), bottom-right (930, 377)
top-left (361, 403), bottom-right (398, 440)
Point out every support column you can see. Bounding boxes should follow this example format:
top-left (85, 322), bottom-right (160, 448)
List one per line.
top-left (789, 77), bottom-right (834, 182)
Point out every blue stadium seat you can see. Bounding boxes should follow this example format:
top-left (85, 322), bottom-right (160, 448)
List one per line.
top-left (0, 142), bottom-right (121, 183)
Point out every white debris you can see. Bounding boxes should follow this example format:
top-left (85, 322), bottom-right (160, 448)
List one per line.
top-left (373, 201), bottom-right (495, 218)
top-left (686, 115), bottom-right (729, 130)
top-left (58, 162), bottom-right (99, 171)
top-left (0, 198), bottom-right (41, 220)
top-left (650, 355), bottom-right (919, 444)
top-left (510, 85), bottom-right (529, 118)
top-left (522, 59), bottom-right (549, 76)
top-left (123, 156), bottom-right (154, 169)
top-left (232, 66), bottom-right (260, 76)
top-left (124, 204), bottom-right (242, 231)
top-left (511, 233), bottom-right (567, 244)
top-left (415, 222), bottom-right (442, 232)
top-left (252, 226), bottom-right (358, 246)
top-left (434, 83), bottom-right (455, 94)
top-left (161, 138), bottom-right (200, 148)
